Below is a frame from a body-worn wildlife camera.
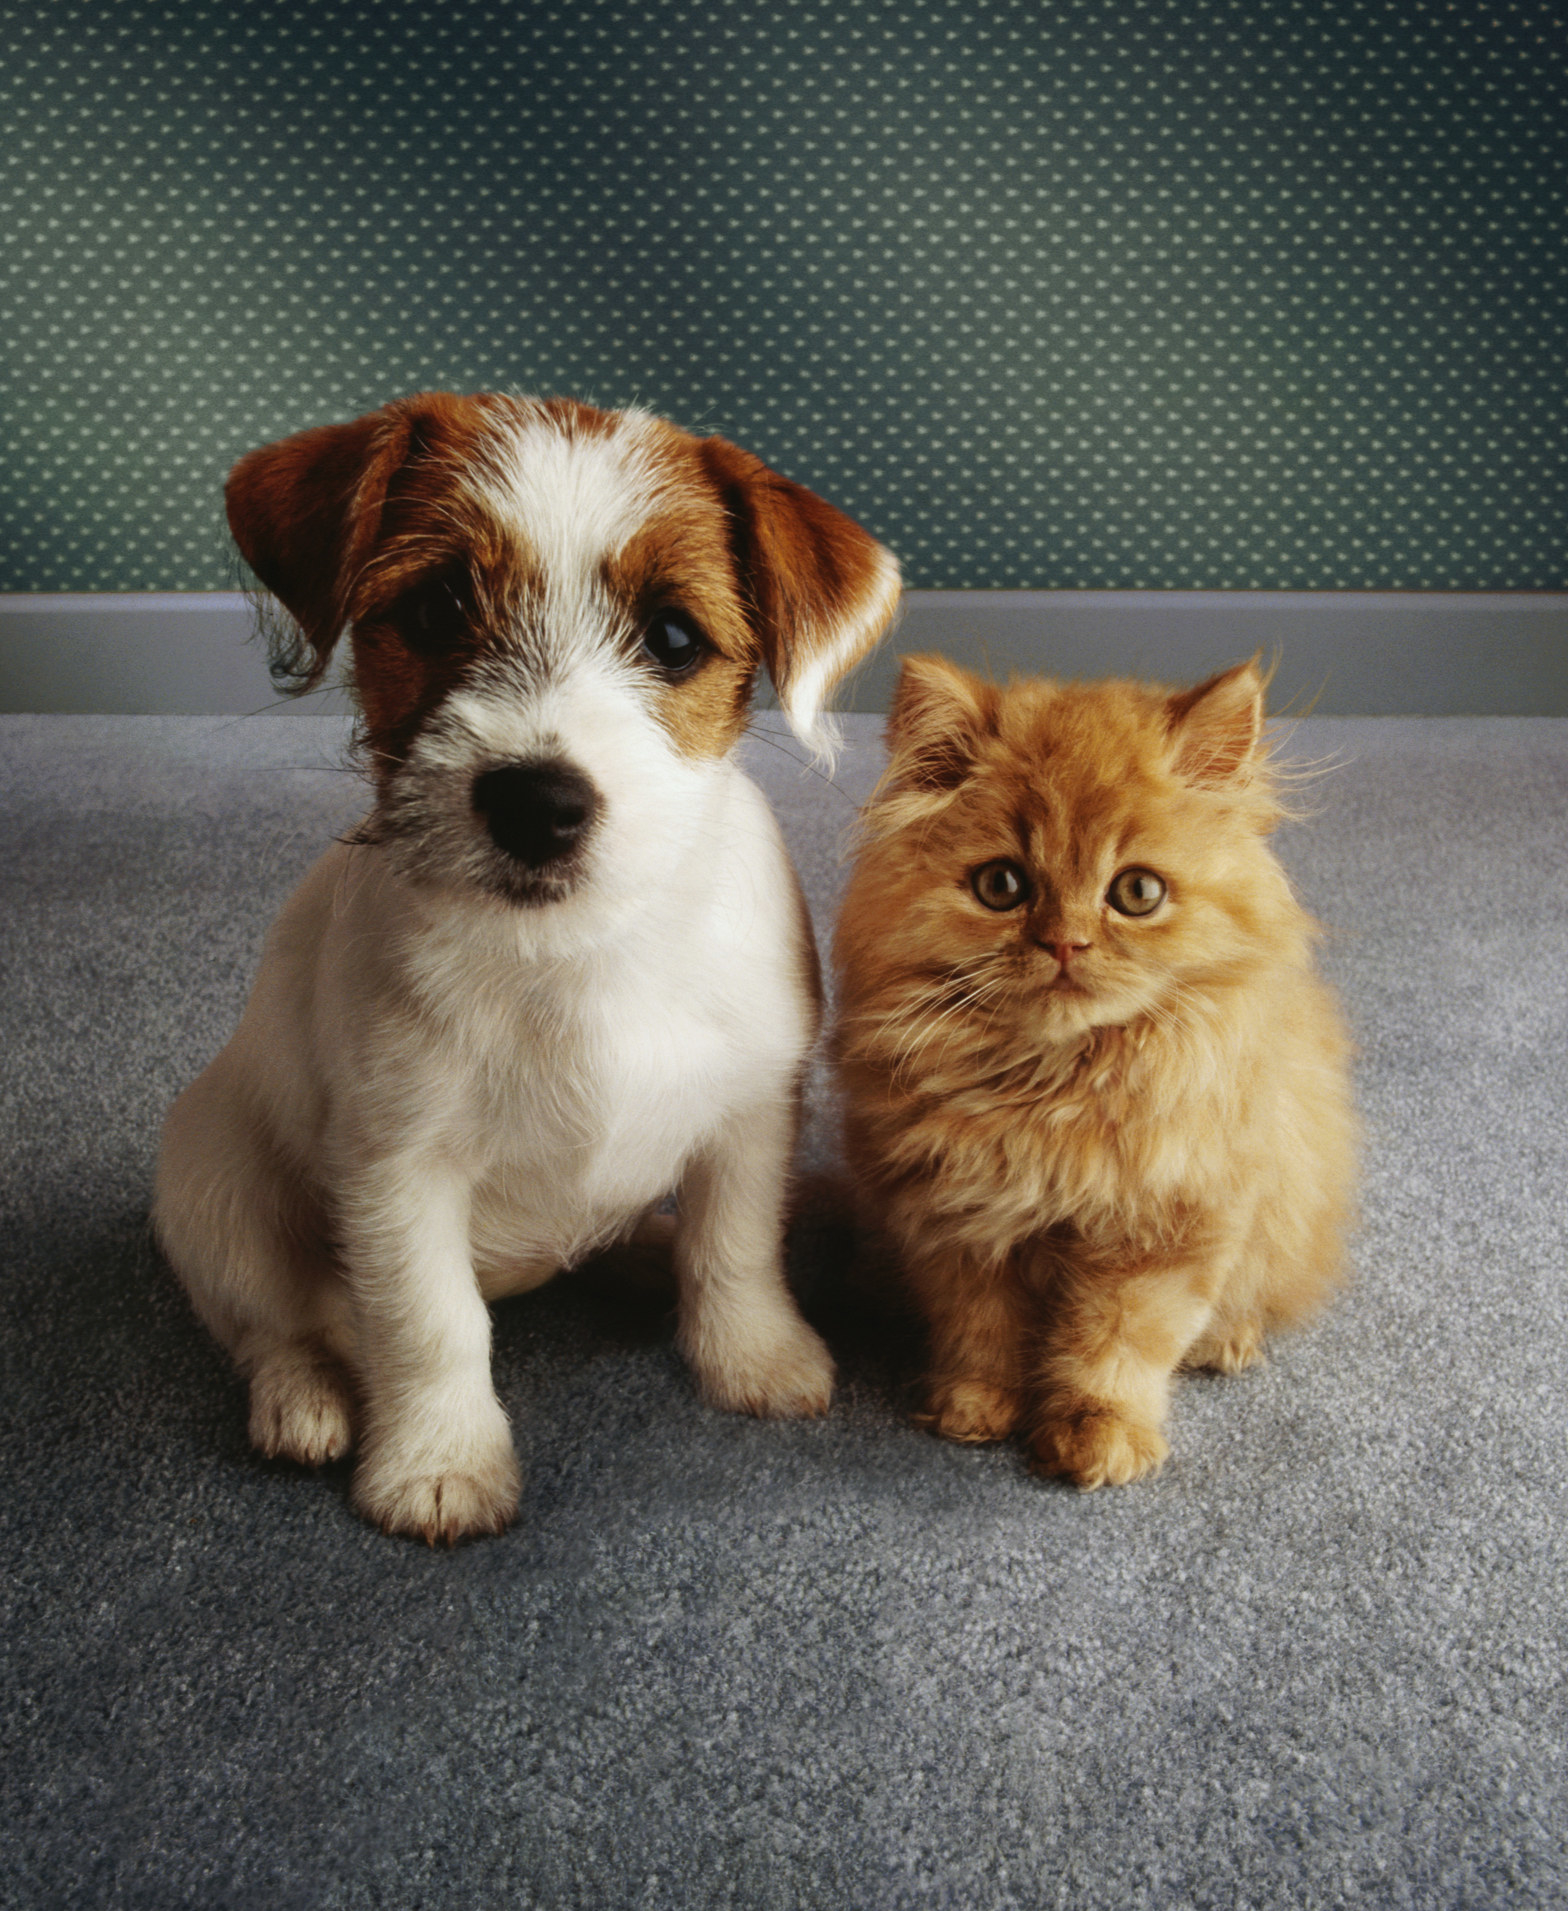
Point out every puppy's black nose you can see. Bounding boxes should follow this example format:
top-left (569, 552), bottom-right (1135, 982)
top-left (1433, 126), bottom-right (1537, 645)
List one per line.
top-left (472, 760), bottom-right (601, 868)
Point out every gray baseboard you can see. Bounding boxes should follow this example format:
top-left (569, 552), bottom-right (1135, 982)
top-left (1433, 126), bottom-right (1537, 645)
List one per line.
top-left (864, 590), bottom-right (1568, 719)
top-left (3, 590), bottom-right (1565, 717)
top-left (0, 593), bottom-right (351, 719)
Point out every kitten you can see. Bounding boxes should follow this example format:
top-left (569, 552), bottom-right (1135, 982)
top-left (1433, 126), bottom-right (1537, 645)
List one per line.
top-left (832, 655), bottom-right (1356, 1488)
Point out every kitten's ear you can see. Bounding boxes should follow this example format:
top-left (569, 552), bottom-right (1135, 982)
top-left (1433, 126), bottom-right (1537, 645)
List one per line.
top-left (1166, 659), bottom-right (1265, 787)
top-left (885, 653), bottom-right (997, 790)
top-left (697, 434), bottom-right (900, 756)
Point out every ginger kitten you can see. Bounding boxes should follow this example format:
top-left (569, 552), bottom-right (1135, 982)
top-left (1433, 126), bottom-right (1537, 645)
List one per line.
top-left (832, 655), bottom-right (1357, 1488)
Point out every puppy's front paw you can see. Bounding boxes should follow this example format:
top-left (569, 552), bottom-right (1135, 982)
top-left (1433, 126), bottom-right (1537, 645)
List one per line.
top-left (1031, 1405), bottom-right (1168, 1490)
top-left (353, 1418), bottom-right (520, 1544)
top-left (686, 1311), bottom-right (836, 1420)
top-left (248, 1351), bottom-right (355, 1466)
top-left (914, 1377), bottom-right (1020, 1444)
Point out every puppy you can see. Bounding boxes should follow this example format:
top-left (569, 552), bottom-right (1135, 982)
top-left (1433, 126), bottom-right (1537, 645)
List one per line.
top-left (153, 391), bottom-right (899, 1542)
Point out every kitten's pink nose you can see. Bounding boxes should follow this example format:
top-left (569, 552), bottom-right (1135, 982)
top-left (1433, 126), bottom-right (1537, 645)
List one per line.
top-left (1045, 941), bottom-right (1091, 968)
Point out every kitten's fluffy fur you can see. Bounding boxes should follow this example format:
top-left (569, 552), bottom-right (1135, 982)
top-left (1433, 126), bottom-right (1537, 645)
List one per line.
top-left (832, 655), bottom-right (1357, 1488)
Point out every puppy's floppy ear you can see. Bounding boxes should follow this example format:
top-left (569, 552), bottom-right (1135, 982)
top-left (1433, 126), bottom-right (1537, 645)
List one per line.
top-left (885, 653), bottom-right (998, 791)
top-left (1165, 657), bottom-right (1266, 787)
top-left (697, 435), bottom-right (900, 755)
top-left (225, 392), bottom-right (471, 694)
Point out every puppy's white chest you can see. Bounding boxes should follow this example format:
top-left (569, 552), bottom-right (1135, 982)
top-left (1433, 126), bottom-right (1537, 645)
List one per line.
top-left (463, 947), bottom-right (789, 1289)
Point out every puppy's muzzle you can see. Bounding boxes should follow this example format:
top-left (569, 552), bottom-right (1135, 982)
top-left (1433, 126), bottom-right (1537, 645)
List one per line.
top-left (472, 759), bottom-right (602, 869)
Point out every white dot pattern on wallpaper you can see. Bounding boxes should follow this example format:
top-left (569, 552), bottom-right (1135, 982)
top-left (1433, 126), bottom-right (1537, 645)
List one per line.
top-left (0, 0), bottom-right (1563, 591)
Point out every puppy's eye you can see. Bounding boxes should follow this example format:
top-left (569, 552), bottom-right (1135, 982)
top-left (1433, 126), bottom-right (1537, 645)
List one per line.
top-left (971, 860), bottom-right (1031, 911)
top-left (1108, 868), bottom-right (1167, 917)
top-left (642, 610), bottom-right (706, 676)
top-left (395, 571), bottom-right (471, 653)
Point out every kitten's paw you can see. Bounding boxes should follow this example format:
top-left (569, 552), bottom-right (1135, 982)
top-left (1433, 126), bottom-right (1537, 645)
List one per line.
top-left (915, 1378), bottom-right (1020, 1444)
top-left (1031, 1406), bottom-right (1168, 1490)
top-left (1189, 1320), bottom-right (1265, 1375)
top-left (352, 1419), bottom-right (520, 1544)
top-left (248, 1352), bottom-right (354, 1466)
top-left (686, 1311), bottom-right (836, 1420)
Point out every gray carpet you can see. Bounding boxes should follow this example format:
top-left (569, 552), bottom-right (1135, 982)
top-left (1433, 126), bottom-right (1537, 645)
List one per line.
top-left (2, 709), bottom-right (1565, 1911)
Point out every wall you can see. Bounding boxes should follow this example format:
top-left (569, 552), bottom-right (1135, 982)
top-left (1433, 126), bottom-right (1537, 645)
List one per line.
top-left (2, 0), bottom-right (1563, 711)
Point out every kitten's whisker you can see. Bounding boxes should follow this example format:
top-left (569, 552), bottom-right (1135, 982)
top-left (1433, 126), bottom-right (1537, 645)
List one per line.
top-left (859, 967), bottom-right (1012, 1084)
top-left (900, 978), bottom-right (1014, 1077)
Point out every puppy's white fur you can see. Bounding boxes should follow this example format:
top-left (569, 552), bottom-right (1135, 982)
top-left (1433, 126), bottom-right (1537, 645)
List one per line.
top-left (154, 394), bottom-right (897, 1541)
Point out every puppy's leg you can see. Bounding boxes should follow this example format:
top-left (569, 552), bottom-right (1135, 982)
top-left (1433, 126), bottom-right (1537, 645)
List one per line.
top-left (338, 1157), bottom-right (520, 1543)
top-left (675, 1099), bottom-right (835, 1418)
top-left (154, 1061), bottom-right (354, 1466)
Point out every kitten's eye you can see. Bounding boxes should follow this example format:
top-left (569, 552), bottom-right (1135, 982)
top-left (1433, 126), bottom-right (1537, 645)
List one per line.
top-left (642, 609), bottom-right (707, 676)
top-left (1108, 868), bottom-right (1167, 917)
top-left (971, 860), bottom-right (1031, 911)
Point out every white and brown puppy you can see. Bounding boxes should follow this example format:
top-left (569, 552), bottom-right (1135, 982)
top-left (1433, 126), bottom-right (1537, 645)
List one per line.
top-left (153, 391), bottom-right (898, 1542)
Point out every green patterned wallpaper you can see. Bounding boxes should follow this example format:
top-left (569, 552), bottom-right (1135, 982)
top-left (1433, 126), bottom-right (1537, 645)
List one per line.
top-left (2, 0), bottom-right (1563, 592)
